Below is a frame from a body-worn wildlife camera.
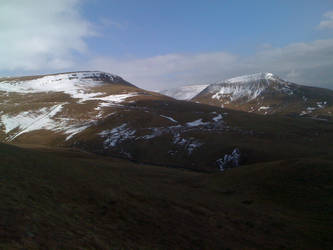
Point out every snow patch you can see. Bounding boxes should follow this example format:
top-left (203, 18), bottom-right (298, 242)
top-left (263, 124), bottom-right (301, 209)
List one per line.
top-left (160, 115), bottom-right (178, 123)
top-left (186, 119), bottom-right (209, 127)
top-left (208, 72), bottom-right (294, 102)
top-left (212, 114), bottom-right (223, 122)
top-left (139, 128), bottom-right (164, 140)
top-left (217, 148), bottom-right (241, 171)
top-left (317, 101), bottom-right (327, 108)
top-left (1, 104), bottom-right (65, 141)
top-left (94, 93), bottom-right (138, 108)
top-left (187, 141), bottom-right (203, 154)
top-left (0, 72), bottom-right (135, 104)
top-left (258, 106), bottom-right (271, 111)
top-left (211, 83), bottom-right (266, 102)
top-left (223, 73), bottom-right (278, 84)
top-left (64, 124), bottom-right (91, 141)
top-left (173, 133), bottom-right (202, 154)
top-left (99, 124), bottom-right (136, 148)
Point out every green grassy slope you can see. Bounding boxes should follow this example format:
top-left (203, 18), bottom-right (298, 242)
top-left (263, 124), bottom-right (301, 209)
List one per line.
top-left (1, 143), bottom-right (332, 249)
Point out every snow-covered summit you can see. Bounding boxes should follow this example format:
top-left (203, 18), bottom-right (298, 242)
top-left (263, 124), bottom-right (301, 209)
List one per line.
top-left (0, 71), bottom-right (125, 86)
top-left (220, 72), bottom-right (280, 84)
top-left (198, 73), bottom-right (294, 102)
top-left (60, 71), bottom-right (124, 82)
top-left (160, 73), bottom-right (288, 101)
top-left (0, 71), bottom-right (135, 103)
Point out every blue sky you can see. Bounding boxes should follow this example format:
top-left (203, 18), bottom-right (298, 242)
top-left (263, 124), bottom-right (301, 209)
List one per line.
top-left (1, 0), bottom-right (333, 89)
top-left (83, 0), bottom-right (332, 57)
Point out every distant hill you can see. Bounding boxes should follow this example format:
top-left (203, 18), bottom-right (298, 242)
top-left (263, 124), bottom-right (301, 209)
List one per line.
top-left (159, 84), bottom-right (209, 100)
top-left (191, 73), bottom-right (333, 120)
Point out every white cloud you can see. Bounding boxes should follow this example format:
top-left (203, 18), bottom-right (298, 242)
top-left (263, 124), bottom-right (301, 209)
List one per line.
top-left (0, 0), bottom-right (95, 72)
top-left (89, 52), bottom-right (238, 90)
top-left (318, 11), bottom-right (333, 29)
top-left (89, 39), bottom-right (333, 90)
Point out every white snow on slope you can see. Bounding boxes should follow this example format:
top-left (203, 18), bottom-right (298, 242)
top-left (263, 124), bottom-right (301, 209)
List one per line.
top-left (0, 72), bottom-right (138, 141)
top-left (139, 128), bottom-right (164, 140)
top-left (223, 72), bottom-right (278, 84)
top-left (211, 83), bottom-right (266, 102)
top-left (186, 119), bottom-right (210, 127)
top-left (207, 72), bottom-right (293, 102)
top-left (99, 124), bottom-right (136, 148)
top-left (94, 93), bottom-right (138, 109)
top-left (63, 124), bottom-right (92, 141)
top-left (212, 114), bottom-right (223, 122)
top-left (160, 84), bottom-right (209, 100)
top-left (0, 103), bottom-right (99, 141)
top-left (217, 148), bottom-right (241, 171)
top-left (1, 104), bottom-right (65, 141)
top-left (258, 106), bottom-right (271, 111)
top-left (0, 71), bottom-right (134, 103)
top-left (173, 133), bottom-right (202, 154)
top-left (160, 115), bottom-right (177, 123)
top-left (187, 141), bottom-right (203, 154)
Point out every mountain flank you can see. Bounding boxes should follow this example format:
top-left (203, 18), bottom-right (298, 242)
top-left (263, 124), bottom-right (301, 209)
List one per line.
top-left (162, 73), bottom-right (333, 120)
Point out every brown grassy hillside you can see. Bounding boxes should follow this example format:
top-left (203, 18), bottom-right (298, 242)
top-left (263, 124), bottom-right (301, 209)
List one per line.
top-left (0, 143), bottom-right (332, 249)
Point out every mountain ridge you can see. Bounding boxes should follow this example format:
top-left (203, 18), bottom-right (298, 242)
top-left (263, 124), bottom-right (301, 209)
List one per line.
top-left (166, 72), bottom-right (333, 119)
top-left (1, 71), bottom-right (333, 171)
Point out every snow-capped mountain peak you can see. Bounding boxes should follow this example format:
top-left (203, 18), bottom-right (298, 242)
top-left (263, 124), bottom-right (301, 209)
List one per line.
top-left (221, 72), bottom-right (280, 84)
top-left (159, 73), bottom-right (286, 101)
top-left (0, 71), bottom-right (134, 101)
top-left (192, 73), bottom-right (333, 119)
top-left (196, 72), bottom-right (295, 103)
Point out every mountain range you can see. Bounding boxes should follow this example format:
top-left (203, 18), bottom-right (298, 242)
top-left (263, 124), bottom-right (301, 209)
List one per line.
top-left (1, 71), bottom-right (332, 171)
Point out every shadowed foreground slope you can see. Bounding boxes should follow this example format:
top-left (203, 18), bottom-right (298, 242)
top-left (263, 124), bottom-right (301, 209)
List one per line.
top-left (0, 143), bottom-right (332, 249)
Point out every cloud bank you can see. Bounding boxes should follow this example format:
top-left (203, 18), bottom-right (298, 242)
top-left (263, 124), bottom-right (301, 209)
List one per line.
top-left (89, 38), bottom-right (333, 90)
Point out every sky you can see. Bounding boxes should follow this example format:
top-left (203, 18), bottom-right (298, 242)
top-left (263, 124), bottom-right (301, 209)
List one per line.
top-left (1, 0), bottom-right (333, 90)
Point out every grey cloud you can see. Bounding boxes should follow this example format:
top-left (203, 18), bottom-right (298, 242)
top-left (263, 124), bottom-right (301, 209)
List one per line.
top-left (89, 52), bottom-right (239, 90)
